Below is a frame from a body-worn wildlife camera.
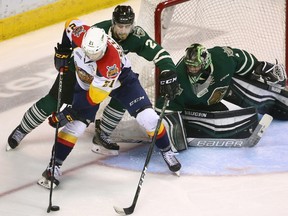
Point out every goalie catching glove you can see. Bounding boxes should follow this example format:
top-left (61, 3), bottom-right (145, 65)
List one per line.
top-left (251, 60), bottom-right (287, 88)
top-left (48, 106), bottom-right (78, 128)
top-left (54, 43), bottom-right (72, 72)
top-left (159, 70), bottom-right (181, 100)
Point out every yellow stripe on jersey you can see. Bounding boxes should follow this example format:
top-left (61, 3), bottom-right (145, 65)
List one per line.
top-left (58, 130), bottom-right (78, 147)
top-left (88, 85), bottom-right (110, 104)
top-left (146, 123), bottom-right (165, 138)
top-left (65, 18), bottom-right (79, 29)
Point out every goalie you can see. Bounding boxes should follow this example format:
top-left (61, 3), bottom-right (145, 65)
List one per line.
top-left (155, 43), bottom-right (288, 151)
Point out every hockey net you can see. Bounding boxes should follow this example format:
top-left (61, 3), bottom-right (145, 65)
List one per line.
top-left (94, 0), bottom-right (287, 139)
top-left (132, 0), bottom-right (287, 101)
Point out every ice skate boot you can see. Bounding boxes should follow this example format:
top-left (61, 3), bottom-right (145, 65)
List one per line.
top-left (6, 125), bottom-right (27, 151)
top-left (92, 120), bottom-right (119, 155)
top-left (37, 163), bottom-right (62, 189)
top-left (161, 147), bottom-right (181, 176)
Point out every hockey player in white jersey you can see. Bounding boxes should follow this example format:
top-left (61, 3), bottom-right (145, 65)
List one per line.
top-left (38, 26), bottom-right (181, 189)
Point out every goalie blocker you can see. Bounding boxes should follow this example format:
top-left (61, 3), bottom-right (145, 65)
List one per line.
top-left (163, 106), bottom-right (263, 152)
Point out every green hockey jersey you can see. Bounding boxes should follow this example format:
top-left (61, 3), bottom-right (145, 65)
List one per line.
top-left (156, 46), bottom-right (258, 111)
top-left (93, 20), bottom-right (176, 72)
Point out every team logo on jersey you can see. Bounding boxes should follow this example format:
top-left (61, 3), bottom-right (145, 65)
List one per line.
top-left (72, 25), bottom-right (86, 37)
top-left (72, 25), bottom-right (90, 47)
top-left (106, 64), bottom-right (120, 78)
top-left (208, 86), bottom-right (228, 105)
top-left (133, 26), bottom-right (145, 38)
top-left (222, 46), bottom-right (234, 57)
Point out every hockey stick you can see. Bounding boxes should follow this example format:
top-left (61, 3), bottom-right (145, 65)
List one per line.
top-left (113, 96), bottom-right (169, 215)
top-left (187, 114), bottom-right (273, 148)
top-left (47, 69), bottom-right (64, 213)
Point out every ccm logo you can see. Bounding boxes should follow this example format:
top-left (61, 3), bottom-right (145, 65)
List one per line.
top-left (129, 96), bottom-right (145, 106)
top-left (160, 77), bottom-right (176, 84)
top-left (55, 53), bottom-right (70, 59)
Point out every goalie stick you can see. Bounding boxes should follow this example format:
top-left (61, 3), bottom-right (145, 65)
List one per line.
top-left (187, 114), bottom-right (273, 148)
top-left (113, 96), bottom-right (169, 215)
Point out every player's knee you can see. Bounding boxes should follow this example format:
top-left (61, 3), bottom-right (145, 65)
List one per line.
top-left (136, 108), bottom-right (160, 135)
top-left (61, 120), bottom-right (87, 137)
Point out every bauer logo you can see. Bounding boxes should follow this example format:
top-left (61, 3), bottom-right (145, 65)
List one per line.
top-left (191, 140), bottom-right (244, 147)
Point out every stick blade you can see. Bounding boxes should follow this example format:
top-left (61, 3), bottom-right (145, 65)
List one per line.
top-left (113, 205), bottom-right (135, 215)
top-left (248, 114), bottom-right (273, 147)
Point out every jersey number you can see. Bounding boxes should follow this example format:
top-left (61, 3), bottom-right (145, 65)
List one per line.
top-left (103, 80), bottom-right (115, 88)
top-left (145, 39), bottom-right (157, 49)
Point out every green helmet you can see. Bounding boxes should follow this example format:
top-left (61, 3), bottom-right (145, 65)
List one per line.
top-left (184, 43), bottom-right (211, 70)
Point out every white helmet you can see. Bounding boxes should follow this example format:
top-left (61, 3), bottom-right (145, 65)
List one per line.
top-left (81, 27), bottom-right (108, 61)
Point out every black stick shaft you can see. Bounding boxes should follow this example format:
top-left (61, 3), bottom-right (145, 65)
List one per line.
top-left (47, 69), bottom-right (63, 213)
top-left (120, 96), bottom-right (169, 215)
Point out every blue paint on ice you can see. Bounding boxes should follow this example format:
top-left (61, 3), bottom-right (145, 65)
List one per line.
top-left (100, 119), bottom-right (288, 176)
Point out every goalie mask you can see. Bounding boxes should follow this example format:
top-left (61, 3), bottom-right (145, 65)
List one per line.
top-left (184, 43), bottom-right (212, 83)
top-left (81, 27), bottom-right (108, 61)
top-left (112, 5), bottom-right (135, 41)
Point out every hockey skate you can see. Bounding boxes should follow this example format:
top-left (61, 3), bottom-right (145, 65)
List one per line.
top-left (92, 120), bottom-right (119, 156)
top-left (161, 148), bottom-right (181, 176)
top-left (6, 125), bottom-right (27, 151)
top-left (37, 164), bottom-right (62, 189)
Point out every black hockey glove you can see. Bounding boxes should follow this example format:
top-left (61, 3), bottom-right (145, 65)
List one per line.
top-left (48, 106), bottom-right (78, 128)
top-left (54, 43), bottom-right (72, 72)
top-left (159, 70), bottom-right (181, 100)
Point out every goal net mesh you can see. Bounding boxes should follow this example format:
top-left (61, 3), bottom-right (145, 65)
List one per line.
top-left (93, 0), bottom-right (286, 139)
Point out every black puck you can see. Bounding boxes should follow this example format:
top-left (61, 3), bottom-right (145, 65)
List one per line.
top-left (50, 205), bottom-right (60, 211)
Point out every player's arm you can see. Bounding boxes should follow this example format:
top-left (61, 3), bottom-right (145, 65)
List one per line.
top-left (132, 26), bottom-right (176, 72)
top-left (231, 47), bottom-right (286, 88)
top-left (54, 18), bottom-right (86, 72)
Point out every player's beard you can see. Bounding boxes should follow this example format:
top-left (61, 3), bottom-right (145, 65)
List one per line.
top-left (117, 33), bottom-right (128, 41)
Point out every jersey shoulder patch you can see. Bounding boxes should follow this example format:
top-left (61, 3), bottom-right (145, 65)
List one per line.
top-left (132, 26), bottom-right (146, 38)
top-left (71, 25), bottom-right (90, 47)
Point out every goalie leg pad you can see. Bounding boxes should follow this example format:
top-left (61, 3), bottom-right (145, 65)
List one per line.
top-left (162, 112), bottom-right (188, 152)
top-left (182, 107), bottom-right (259, 139)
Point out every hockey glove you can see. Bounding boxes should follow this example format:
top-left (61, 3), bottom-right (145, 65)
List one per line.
top-left (48, 106), bottom-right (78, 128)
top-left (159, 70), bottom-right (181, 100)
top-left (54, 43), bottom-right (72, 72)
top-left (251, 61), bottom-right (287, 88)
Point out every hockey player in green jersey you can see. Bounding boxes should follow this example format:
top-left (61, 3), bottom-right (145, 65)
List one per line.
top-left (90, 5), bottom-right (178, 155)
top-left (155, 43), bottom-right (288, 151)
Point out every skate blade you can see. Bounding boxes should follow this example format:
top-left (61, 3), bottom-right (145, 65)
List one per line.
top-left (37, 177), bottom-right (57, 189)
top-left (91, 145), bottom-right (119, 156)
top-left (174, 171), bottom-right (180, 177)
top-left (6, 144), bottom-right (12, 151)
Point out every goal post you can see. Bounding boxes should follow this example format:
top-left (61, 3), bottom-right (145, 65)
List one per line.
top-left (134, 0), bottom-right (287, 101)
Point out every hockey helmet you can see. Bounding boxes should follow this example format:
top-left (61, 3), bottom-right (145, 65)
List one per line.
top-left (112, 5), bottom-right (135, 25)
top-left (81, 27), bottom-right (108, 61)
top-left (184, 43), bottom-right (211, 82)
